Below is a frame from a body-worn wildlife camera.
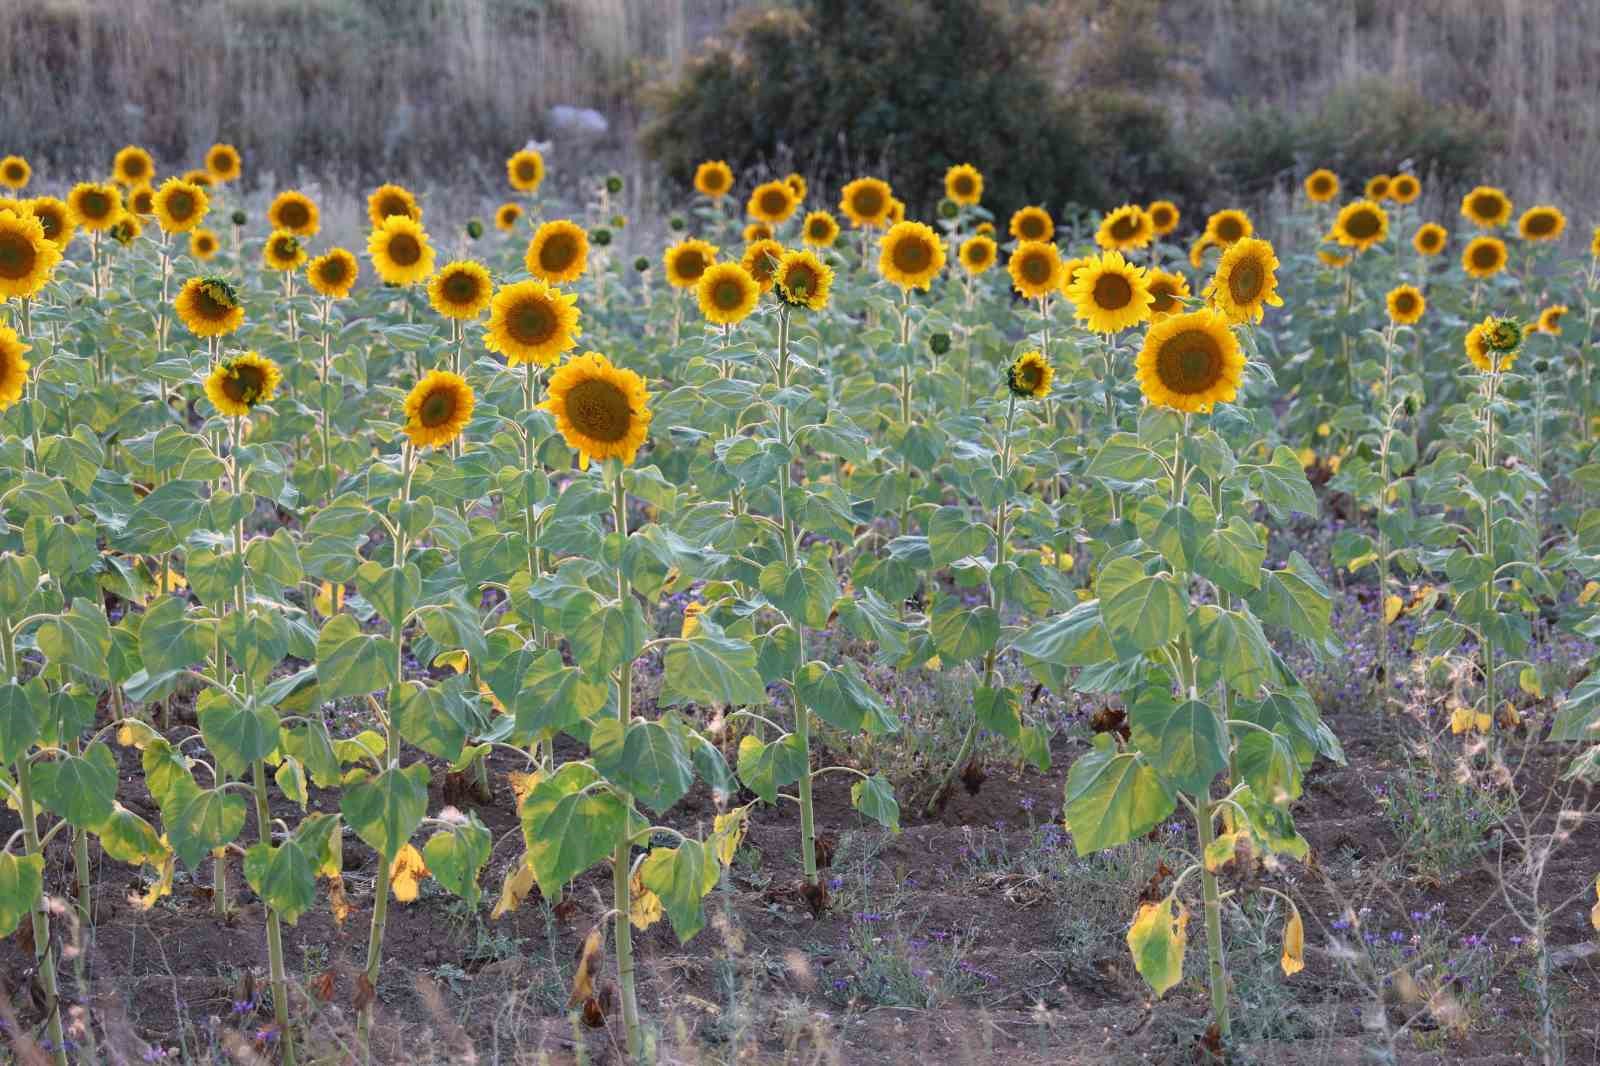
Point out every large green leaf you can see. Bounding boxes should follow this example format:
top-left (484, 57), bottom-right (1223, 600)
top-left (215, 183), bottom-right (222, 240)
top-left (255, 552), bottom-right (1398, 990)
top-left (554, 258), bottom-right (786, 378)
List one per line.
top-left (1549, 671), bottom-right (1600, 743)
top-left (169, 786), bottom-right (248, 868)
top-left (795, 661), bottom-right (897, 734)
top-left (520, 762), bottom-right (628, 898)
top-left (341, 763), bottom-right (430, 860)
top-left (1248, 552), bottom-right (1332, 645)
top-left (1233, 728), bottom-right (1303, 804)
top-left (1128, 689), bottom-right (1228, 796)
top-left (1250, 445), bottom-right (1319, 520)
top-left (98, 804), bottom-right (165, 865)
top-left (930, 595), bottom-right (999, 662)
top-left (36, 598), bottom-right (112, 680)
top-left (198, 697), bottom-right (281, 777)
top-left (592, 717), bottom-right (694, 813)
top-left (315, 613), bottom-right (399, 701)
top-left (138, 595), bottom-right (216, 677)
top-left (928, 506), bottom-right (994, 567)
top-left (1097, 556), bottom-right (1186, 657)
top-left (32, 742), bottom-right (119, 828)
top-left (1190, 606), bottom-right (1274, 696)
top-left (1010, 599), bottom-right (1115, 666)
top-left (850, 773), bottom-right (900, 831)
top-left (1194, 517), bottom-right (1265, 596)
top-left (736, 733), bottom-right (807, 803)
top-left (1064, 734), bottom-right (1176, 856)
top-left (356, 560), bottom-right (421, 630)
top-left (392, 678), bottom-right (472, 762)
top-left (423, 813), bottom-right (492, 907)
top-left (0, 853), bottom-right (43, 937)
top-left (0, 682), bottom-right (41, 764)
top-left (759, 561), bottom-right (839, 628)
top-left (661, 633), bottom-right (767, 707)
top-left (639, 839), bottom-right (720, 942)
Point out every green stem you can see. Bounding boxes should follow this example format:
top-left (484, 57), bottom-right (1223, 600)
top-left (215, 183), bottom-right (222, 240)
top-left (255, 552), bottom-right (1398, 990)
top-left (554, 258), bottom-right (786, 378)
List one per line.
top-left (16, 756), bottom-right (69, 1066)
top-left (611, 473), bottom-right (643, 1058)
top-left (320, 297), bottom-right (335, 504)
top-left (1195, 798), bottom-right (1232, 1040)
top-left (254, 760), bottom-right (296, 1063)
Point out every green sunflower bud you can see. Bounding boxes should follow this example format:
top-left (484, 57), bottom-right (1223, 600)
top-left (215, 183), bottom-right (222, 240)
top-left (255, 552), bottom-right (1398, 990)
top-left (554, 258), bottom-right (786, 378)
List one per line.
top-left (466, 218), bottom-right (484, 239)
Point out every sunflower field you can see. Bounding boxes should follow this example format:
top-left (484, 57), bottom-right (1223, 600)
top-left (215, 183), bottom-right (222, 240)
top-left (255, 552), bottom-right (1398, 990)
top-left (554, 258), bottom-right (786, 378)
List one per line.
top-left (0, 143), bottom-right (1599, 1066)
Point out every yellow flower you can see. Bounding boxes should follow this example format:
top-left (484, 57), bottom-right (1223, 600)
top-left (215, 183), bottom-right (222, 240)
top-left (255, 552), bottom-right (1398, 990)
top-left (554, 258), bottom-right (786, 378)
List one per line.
top-left (1190, 235), bottom-right (1219, 269)
top-left (1535, 304), bottom-right (1568, 335)
top-left (1461, 185), bottom-right (1512, 229)
top-left (204, 144), bottom-right (242, 183)
top-left (944, 164), bottom-right (983, 206)
top-left (525, 219), bottom-right (590, 284)
top-left (113, 145), bottom-right (155, 186)
top-left (1303, 169), bottom-right (1339, 203)
top-left (784, 172), bottom-right (808, 203)
top-left (0, 324), bottom-right (30, 412)
top-left (1390, 173), bottom-right (1420, 204)
top-left (694, 160), bottom-right (734, 199)
top-left (1464, 317), bottom-right (1517, 373)
top-left (67, 182), bottom-right (123, 231)
top-left (1146, 269), bottom-right (1191, 320)
top-left (1317, 422), bottom-right (1331, 437)
top-left (1280, 908), bottom-right (1305, 977)
top-left (1385, 284), bottom-right (1425, 325)
top-left (887, 198), bottom-right (906, 225)
top-left (1331, 199), bottom-right (1389, 252)
top-left (1383, 595), bottom-right (1404, 624)
top-left (507, 148), bottom-right (546, 193)
top-left (428, 259), bottom-right (494, 319)
top-left (1203, 209), bottom-right (1252, 246)
top-left (775, 248), bottom-right (833, 311)
top-left (389, 844), bottom-right (430, 904)
top-left (1517, 205), bottom-right (1565, 243)
top-left (0, 208), bottom-right (62, 299)
top-left (365, 183), bottom-right (422, 230)
top-left (262, 229), bottom-right (308, 272)
top-left (840, 177), bottom-right (894, 229)
top-left (127, 183), bottom-right (155, 216)
top-left (975, 221), bottom-right (995, 237)
top-left (1096, 204), bottom-right (1154, 252)
top-left (268, 190), bottom-right (320, 237)
top-left (204, 351), bottom-right (281, 416)
top-left (109, 211), bottom-right (143, 247)
top-left (879, 220), bottom-right (946, 290)
top-left (681, 602), bottom-right (705, 638)
top-left (494, 202), bottom-right (523, 232)
top-left (1412, 223), bottom-right (1447, 256)
top-left (540, 351), bottom-right (652, 469)
top-left (747, 180), bottom-right (798, 224)
top-left (1134, 308), bottom-right (1245, 414)
top-left (740, 239), bottom-right (785, 294)
top-left (1006, 350), bottom-right (1053, 399)
top-left (26, 197), bottom-right (73, 250)
top-left (403, 369), bottom-right (476, 448)
top-left (0, 155), bottom-right (31, 191)
top-left (958, 234), bottom-right (997, 275)
top-left (1462, 235), bottom-right (1507, 279)
top-left (1450, 705), bottom-right (1491, 735)
top-left (182, 169), bottom-right (215, 189)
top-left (1007, 240), bottom-right (1062, 300)
top-left (1009, 205), bottom-right (1054, 243)
top-left (1204, 237), bottom-right (1282, 324)
top-left (1363, 174), bottom-right (1391, 201)
top-left (663, 238), bottom-right (718, 289)
top-left (368, 215), bottom-right (436, 286)
top-left (306, 248), bottom-right (359, 299)
top-left (1146, 199), bottom-right (1180, 236)
top-left (1068, 251), bottom-right (1152, 334)
top-left (485, 279), bottom-right (582, 367)
top-left (697, 261), bottom-right (760, 325)
top-left (743, 221), bottom-right (774, 243)
top-left (174, 276), bottom-right (245, 338)
top-left (801, 210), bottom-right (839, 248)
top-left (1593, 226), bottom-right (1600, 258)
top-left (189, 228), bottom-right (220, 261)
top-left (1317, 247), bottom-right (1351, 269)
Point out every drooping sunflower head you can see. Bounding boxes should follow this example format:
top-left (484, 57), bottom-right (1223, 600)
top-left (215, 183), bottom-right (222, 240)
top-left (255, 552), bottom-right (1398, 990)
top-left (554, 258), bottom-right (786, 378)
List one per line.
top-left (204, 351), bottom-right (281, 417)
top-left (189, 228), bottom-right (220, 261)
top-left (540, 351), bottom-right (652, 469)
top-left (1146, 269), bottom-right (1191, 319)
top-left (743, 221), bottom-right (774, 243)
top-left (775, 248), bottom-right (834, 311)
top-left (368, 215), bottom-right (436, 286)
top-left (1007, 240), bottom-right (1062, 301)
top-left (306, 248), bottom-right (359, 299)
top-left (268, 190), bottom-right (319, 237)
top-left (1067, 250), bottom-right (1153, 334)
top-left (748, 180), bottom-right (799, 225)
top-left (1009, 205), bottom-right (1054, 243)
top-left (1146, 200), bottom-right (1180, 236)
top-left (694, 160), bottom-right (734, 199)
top-left (1303, 168), bottom-right (1339, 203)
top-left (1006, 350), bottom-right (1054, 399)
top-left (0, 156), bottom-right (30, 191)
top-left (663, 238), bottom-right (718, 289)
top-left (802, 210), bottom-right (840, 248)
top-left (1390, 173), bottom-right (1421, 204)
top-left (0, 208), bottom-right (63, 300)
top-left (1059, 256), bottom-right (1092, 297)
top-left (839, 177), bottom-right (894, 230)
top-left (1464, 316), bottom-right (1520, 373)
top-left (0, 323), bottom-right (29, 411)
top-left (486, 278), bottom-right (582, 367)
top-left (1363, 174), bottom-right (1392, 201)
top-left (1517, 205), bottom-right (1566, 243)
top-left (958, 234), bottom-right (997, 276)
top-left (127, 183), bottom-right (156, 217)
top-left (1461, 185), bottom-right (1512, 229)
top-left (945, 164), bottom-right (983, 206)
top-left (879, 220), bottom-right (947, 291)
top-left (403, 369), bottom-right (476, 449)
top-left (784, 172), bottom-right (808, 203)
top-left (1317, 246), bottom-right (1352, 269)
top-left (1203, 209), bottom-right (1253, 247)
top-left (109, 211), bottom-right (143, 246)
top-left (1331, 199), bottom-right (1390, 251)
top-left (205, 143), bottom-right (242, 183)
top-left (1386, 284), bottom-right (1426, 325)
top-left (1096, 204), bottom-right (1154, 252)
top-left (1462, 235), bottom-right (1507, 279)
top-left (507, 149), bottom-right (546, 193)
top-left (525, 219), bottom-right (590, 284)
top-left (67, 182), bottom-right (123, 231)
top-left (1204, 237), bottom-right (1283, 325)
top-left (428, 259), bottom-right (494, 320)
top-left (153, 177), bottom-right (210, 234)
top-left (1189, 235), bottom-right (1219, 270)
top-left (263, 229), bottom-right (307, 272)
top-left (697, 261), bottom-right (760, 326)
top-left (112, 145), bottom-right (155, 186)
top-left (365, 183), bottom-right (422, 229)
top-left (1535, 304), bottom-right (1568, 335)
top-left (183, 169), bottom-right (215, 189)
top-left (740, 238), bottom-right (785, 294)
top-left (1593, 225), bottom-right (1600, 259)
top-left (175, 275), bottom-right (245, 337)
top-left (1135, 309), bottom-right (1245, 414)
top-left (1412, 222), bottom-right (1447, 257)
top-left (494, 202), bottom-right (524, 232)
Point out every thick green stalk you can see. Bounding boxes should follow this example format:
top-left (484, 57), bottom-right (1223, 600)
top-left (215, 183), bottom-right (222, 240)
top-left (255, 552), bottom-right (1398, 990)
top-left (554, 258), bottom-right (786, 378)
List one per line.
top-left (611, 474), bottom-right (643, 1057)
top-left (1195, 798), bottom-right (1232, 1040)
top-left (896, 289), bottom-right (914, 535)
top-left (253, 759), bottom-right (296, 1063)
top-left (15, 757), bottom-right (69, 1066)
top-left (319, 297), bottom-right (335, 505)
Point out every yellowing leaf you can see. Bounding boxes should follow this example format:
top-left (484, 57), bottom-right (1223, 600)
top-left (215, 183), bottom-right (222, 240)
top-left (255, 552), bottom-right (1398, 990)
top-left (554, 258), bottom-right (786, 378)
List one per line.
top-left (491, 856), bottom-right (536, 920)
top-left (1281, 906), bottom-right (1306, 976)
top-left (1581, 581), bottom-right (1600, 606)
top-left (567, 925), bottom-right (606, 1008)
top-left (1346, 553), bottom-right (1378, 574)
top-left (712, 810), bottom-right (746, 867)
top-left (389, 843), bottom-right (430, 904)
top-left (1204, 831), bottom-right (1242, 872)
top-left (1316, 422), bottom-right (1331, 438)
top-left (1591, 875), bottom-right (1600, 932)
top-left (134, 836), bottom-right (176, 910)
top-left (1383, 594), bottom-right (1403, 624)
top-left (434, 650), bottom-right (470, 674)
top-left (1518, 668), bottom-right (1543, 700)
top-left (314, 580), bottom-right (344, 617)
top-left (629, 873), bottom-right (663, 931)
top-left (328, 874), bottom-right (351, 924)
top-left (1450, 706), bottom-right (1490, 735)
top-left (117, 719), bottom-right (160, 749)
top-left (680, 602), bottom-right (705, 639)
top-left (478, 680), bottom-right (507, 714)
top-left (1127, 895), bottom-right (1189, 998)
top-left (924, 655), bottom-right (943, 671)
top-left (508, 770), bottom-right (543, 807)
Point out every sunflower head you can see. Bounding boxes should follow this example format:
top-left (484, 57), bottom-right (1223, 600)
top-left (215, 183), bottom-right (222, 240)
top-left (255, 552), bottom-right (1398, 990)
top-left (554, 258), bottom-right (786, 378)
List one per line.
top-left (486, 279), bottom-right (582, 367)
top-left (0, 323), bottom-right (30, 411)
top-left (539, 351), bottom-right (652, 469)
top-left (663, 238), bottom-right (718, 289)
top-left (526, 219), bottom-right (590, 284)
top-left (507, 149), bottom-right (546, 193)
top-left (740, 239), bottom-right (785, 294)
top-left (368, 215), bottom-right (436, 286)
top-left (1006, 350), bottom-right (1054, 399)
top-left (0, 208), bottom-right (63, 300)
top-left (205, 143), bottom-right (242, 183)
top-left (1465, 316), bottom-right (1521, 373)
top-left (879, 221), bottom-right (947, 291)
top-left (1135, 309), bottom-right (1246, 414)
top-left (958, 234), bottom-right (997, 276)
top-left (204, 351), bottom-right (281, 417)
top-left (1331, 199), bottom-right (1390, 252)
top-left (0, 156), bottom-right (31, 191)
top-left (1203, 209), bottom-right (1252, 247)
top-left (187, 228), bottom-right (219, 261)
top-left (127, 184), bottom-right (156, 217)
top-left (404, 369), bottom-right (476, 449)
top-left (1303, 169), bottom-right (1339, 203)
top-left (1385, 284), bottom-right (1425, 325)
top-left (1146, 269), bottom-right (1191, 319)
top-left (306, 248), bottom-right (359, 299)
top-left (1517, 205), bottom-right (1566, 243)
top-left (263, 230), bottom-right (307, 272)
top-left (945, 164), bottom-right (983, 206)
top-left (1390, 174), bottom-right (1420, 204)
top-left (1009, 205), bottom-right (1054, 243)
top-left (1189, 235), bottom-right (1219, 270)
top-left (150, 177), bottom-right (209, 235)
top-left (26, 197), bottom-right (72, 248)
top-left (367, 183), bottom-right (422, 229)
top-left (697, 261), bottom-right (760, 326)
top-left (748, 180), bottom-right (798, 225)
top-left (1317, 247), bottom-right (1352, 269)
top-left (175, 275), bottom-right (245, 338)
top-left (743, 222), bottom-right (774, 243)
top-left (1067, 250), bottom-right (1153, 334)
top-left (1535, 305), bottom-right (1568, 335)
top-left (1204, 237), bottom-right (1283, 325)
top-left (68, 182), bottom-right (123, 231)
top-left (109, 212), bottom-right (142, 246)
top-left (1096, 204), bottom-right (1153, 252)
top-left (263, 190), bottom-right (316, 237)
top-left (495, 202), bottom-right (524, 232)
top-left (839, 177), bottom-right (894, 229)
top-left (1363, 174), bottom-right (1392, 201)
top-left (428, 260), bottom-right (494, 320)
top-left (784, 172), bottom-right (807, 203)
top-left (113, 145), bottom-right (155, 186)
top-left (1462, 235), bottom-right (1507, 279)
top-left (1146, 200), bottom-right (1180, 235)
top-left (1007, 240), bottom-right (1062, 300)
top-left (1461, 186), bottom-right (1513, 229)
top-left (694, 160), bottom-right (734, 199)
top-left (802, 210), bottom-right (840, 248)
top-left (775, 249), bottom-right (834, 311)
top-left (1412, 223), bottom-right (1447, 256)
top-left (1592, 225), bottom-right (1600, 259)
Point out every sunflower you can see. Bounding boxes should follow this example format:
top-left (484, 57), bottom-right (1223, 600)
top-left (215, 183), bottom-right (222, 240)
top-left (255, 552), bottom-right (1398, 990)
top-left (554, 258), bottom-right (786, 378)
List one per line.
top-left (1464, 317), bottom-right (1517, 373)
top-left (0, 208), bottom-right (63, 299)
top-left (267, 190), bottom-right (319, 237)
top-left (1412, 222), bottom-right (1447, 256)
top-left (540, 351), bottom-right (652, 469)
top-left (152, 177), bottom-right (209, 234)
top-left (67, 182), bottom-right (122, 231)
top-left (1386, 284), bottom-right (1426, 325)
top-left (109, 212), bottom-right (142, 246)
top-left (747, 180), bottom-right (798, 225)
top-left (0, 156), bottom-right (30, 191)
top-left (1462, 235), bottom-right (1507, 279)
top-left (1006, 350), bottom-right (1053, 399)
top-left (1189, 235), bottom-right (1219, 269)
top-left (697, 262), bottom-right (760, 325)
top-left (1067, 251), bottom-right (1152, 334)
top-left (494, 202), bottom-right (524, 232)
top-left (663, 238), bottom-right (718, 289)
top-left (368, 215), bottom-right (435, 286)
top-left (1009, 205), bottom-right (1054, 243)
top-left (1593, 226), bottom-right (1600, 259)
top-left (1317, 247), bottom-right (1352, 269)
top-left (1008, 240), bottom-right (1062, 300)
top-left (127, 183), bottom-right (155, 216)
top-left (1535, 304), bottom-right (1568, 335)
top-left (1205, 237), bottom-right (1282, 324)
top-left (183, 169), bottom-right (215, 189)
top-left (507, 149), bottom-right (546, 193)
top-left (112, 145), bottom-right (155, 187)
top-left (740, 239), bottom-right (785, 293)
top-left (785, 172), bottom-right (808, 203)
top-left (1135, 309), bottom-right (1245, 414)
top-left (485, 279), bottom-right (582, 367)
top-left (879, 221), bottom-right (946, 291)
top-left (1203, 209), bottom-right (1252, 247)
top-left (775, 249), bottom-right (834, 311)
top-left (205, 143), bottom-right (241, 183)
top-left (26, 198), bottom-right (72, 249)
top-left (1096, 204), bottom-right (1154, 252)
top-left (1517, 205), bottom-right (1566, 243)
top-left (802, 210), bottom-right (840, 248)
top-left (958, 234), bottom-right (997, 275)
top-left (189, 228), bottom-right (220, 261)
top-left (263, 229), bottom-right (307, 272)
top-left (1390, 174), bottom-right (1421, 204)
top-left (1059, 256), bottom-right (1091, 295)
top-left (307, 248), bottom-right (359, 299)
top-left (174, 275), bottom-right (245, 337)
top-left (976, 221), bottom-right (995, 237)
top-left (403, 369), bottom-right (476, 448)
top-left (1303, 169), bottom-right (1339, 203)
top-left (887, 198), bottom-right (906, 224)
top-left (1146, 269), bottom-right (1191, 319)
top-left (744, 222), bottom-right (774, 243)
top-left (357, 182), bottom-right (418, 229)
top-left (428, 260), bottom-right (494, 319)
top-left (694, 160), bottom-right (734, 199)
top-left (0, 321), bottom-right (30, 412)
top-left (945, 164), bottom-right (983, 206)
top-left (1147, 200), bottom-right (1180, 236)
top-left (203, 351), bottom-right (280, 416)
top-left (1461, 186), bottom-right (1512, 229)
top-left (1363, 175), bottom-right (1392, 201)
top-left (525, 219), bottom-right (589, 284)
top-left (1331, 199), bottom-right (1389, 251)
top-left (832, 178), bottom-right (887, 229)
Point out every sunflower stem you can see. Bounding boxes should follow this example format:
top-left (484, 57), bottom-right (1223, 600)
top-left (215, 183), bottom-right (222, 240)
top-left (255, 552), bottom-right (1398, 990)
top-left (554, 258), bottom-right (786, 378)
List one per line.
top-left (610, 470), bottom-right (644, 1059)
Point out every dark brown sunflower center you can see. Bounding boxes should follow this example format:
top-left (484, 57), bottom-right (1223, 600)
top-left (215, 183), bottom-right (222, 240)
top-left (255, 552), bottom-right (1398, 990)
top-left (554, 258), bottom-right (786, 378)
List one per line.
top-left (419, 387), bottom-right (458, 427)
top-left (319, 259), bottom-right (348, 286)
top-left (1395, 292), bottom-right (1417, 314)
top-left (443, 271), bottom-right (480, 304)
top-left (379, 195), bottom-right (409, 219)
top-left (808, 218), bottom-right (830, 238)
top-left (196, 235), bottom-right (215, 253)
top-left (966, 243), bottom-right (990, 265)
top-left (748, 248), bottom-right (778, 282)
top-left (1228, 260), bottom-right (1263, 304)
top-left (1394, 178), bottom-right (1416, 196)
top-left (1152, 206), bottom-right (1174, 227)
top-left (759, 189), bottom-right (789, 215)
top-left (278, 201), bottom-right (309, 229)
top-left (1018, 215), bottom-right (1046, 240)
top-left (195, 288), bottom-right (231, 320)
top-left (1470, 194), bottom-right (1501, 219)
top-left (1021, 252), bottom-right (1051, 284)
top-left (273, 236), bottom-right (299, 259)
top-left (1110, 214), bottom-right (1139, 240)
top-left (211, 152), bottom-right (236, 174)
top-left (223, 365), bottom-right (265, 405)
top-left (539, 233), bottom-right (578, 272)
top-left (81, 191), bottom-right (112, 220)
top-left (566, 378), bottom-right (631, 442)
top-left (1093, 272), bottom-right (1133, 310)
top-left (712, 278), bottom-right (745, 310)
top-left (851, 188), bottom-right (885, 218)
top-left (3, 163), bottom-right (24, 182)
top-left (703, 171), bottom-right (726, 192)
top-left (1157, 331), bottom-right (1225, 394)
top-left (1016, 362), bottom-right (1041, 389)
top-left (516, 160), bottom-right (538, 182)
top-left (169, 190), bottom-right (196, 221)
top-left (1420, 230), bottom-right (1442, 251)
top-left (1149, 282), bottom-right (1178, 314)
top-left (891, 235), bottom-right (933, 274)
top-left (0, 232), bottom-right (35, 279)
top-left (1524, 212), bottom-right (1556, 236)
top-left (783, 264), bottom-right (816, 297)
top-left (1311, 176), bottom-right (1333, 195)
top-left (36, 211), bottom-right (62, 240)
top-left (387, 233), bottom-right (421, 266)
top-left (1369, 180), bottom-right (1389, 196)
top-left (952, 175), bottom-right (975, 197)
top-left (1344, 210), bottom-right (1379, 240)
top-left (123, 157), bottom-right (148, 179)
top-left (1471, 243), bottom-right (1500, 268)
top-left (509, 298), bottom-right (556, 345)
top-left (1215, 217), bottom-right (1244, 242)
top-left (132, 191), bottom-right (153, 214)
top-left (675, 250), bottom-right (706, 280)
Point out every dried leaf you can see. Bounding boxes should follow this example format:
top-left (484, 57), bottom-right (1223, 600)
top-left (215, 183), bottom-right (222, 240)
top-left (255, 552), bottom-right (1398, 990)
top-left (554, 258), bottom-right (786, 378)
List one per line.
top-left (491, 857), bottom-right (536, 920)
top-left (389, 843), bottom-right (430, 903)
top-left (567, 925), bottom-right (605, 1009)
top-left (1281, 906), bottom-right (1306, 976)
